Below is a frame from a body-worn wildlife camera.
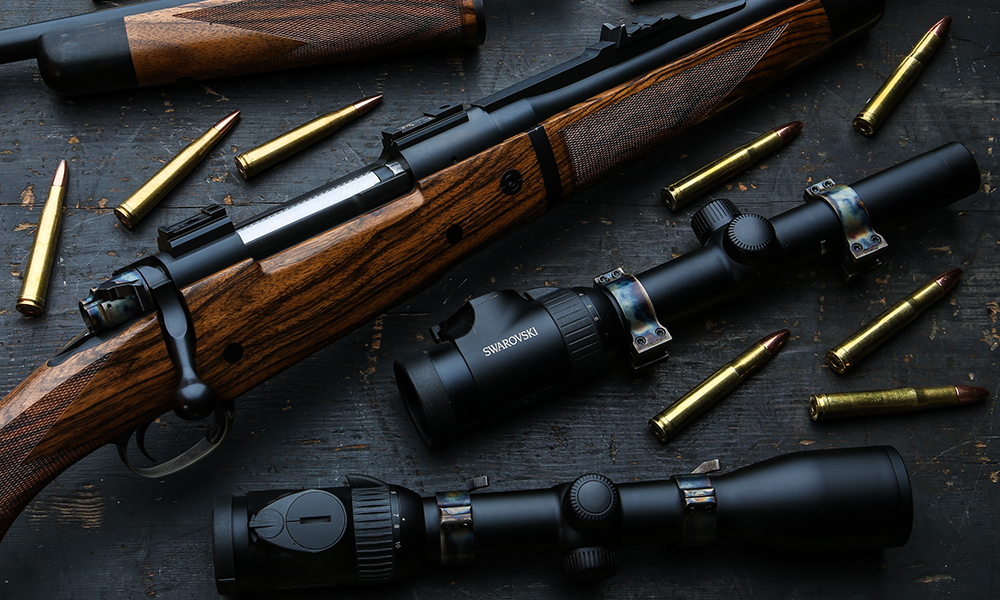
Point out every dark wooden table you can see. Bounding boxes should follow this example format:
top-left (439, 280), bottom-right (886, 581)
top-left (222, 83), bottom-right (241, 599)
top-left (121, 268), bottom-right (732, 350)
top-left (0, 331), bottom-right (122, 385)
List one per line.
top-left (0, 0), bottom-right (997, 597)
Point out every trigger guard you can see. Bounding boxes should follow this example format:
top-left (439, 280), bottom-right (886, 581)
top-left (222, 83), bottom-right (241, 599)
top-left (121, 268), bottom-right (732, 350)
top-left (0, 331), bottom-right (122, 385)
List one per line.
top-left (117, 400), bottom-right (235, 479)
top-left (136, 421), bottom-right (156, 462)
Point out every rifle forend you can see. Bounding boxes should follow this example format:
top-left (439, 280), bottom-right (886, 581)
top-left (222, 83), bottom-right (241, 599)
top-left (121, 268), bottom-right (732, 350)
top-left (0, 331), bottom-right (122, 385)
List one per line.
top-left (0, 0), bottom-right (485, 95)
top-left (0, 0), bottom-right (884, 540)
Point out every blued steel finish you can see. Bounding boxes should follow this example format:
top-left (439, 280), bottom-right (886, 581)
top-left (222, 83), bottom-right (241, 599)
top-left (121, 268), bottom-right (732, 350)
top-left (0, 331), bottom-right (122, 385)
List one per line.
top-left (826, 268), bottom-right (962, 374)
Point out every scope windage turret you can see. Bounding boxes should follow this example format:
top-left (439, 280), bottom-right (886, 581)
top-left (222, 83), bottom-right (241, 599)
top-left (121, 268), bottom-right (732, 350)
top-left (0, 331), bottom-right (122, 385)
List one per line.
top-left (213, 446), bottom-right (913, 594)
top-left (393, 142), bottom-right (981, 445)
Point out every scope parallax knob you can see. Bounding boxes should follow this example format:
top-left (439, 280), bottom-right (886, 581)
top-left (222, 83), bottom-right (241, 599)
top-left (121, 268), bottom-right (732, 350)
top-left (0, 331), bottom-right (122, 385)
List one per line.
top-left (562, 474), bottom-right (621, 534)
top-left (691, 198), bottom-right (741, 244)
top-left (723, 213), bottom-right (776, 265)
top-left (563, 546), bottom-right (619, 581)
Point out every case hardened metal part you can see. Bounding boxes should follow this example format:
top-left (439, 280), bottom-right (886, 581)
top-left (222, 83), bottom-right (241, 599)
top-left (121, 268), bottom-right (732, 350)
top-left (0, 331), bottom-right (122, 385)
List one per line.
top-left (674, 473), bottom-right (717, 546)
top-left (805, 178), bottom-right (886, 279)
top-left (436, 490), bottom-right (475, 564)
top-left (595, 268), bottom-right (671, 369)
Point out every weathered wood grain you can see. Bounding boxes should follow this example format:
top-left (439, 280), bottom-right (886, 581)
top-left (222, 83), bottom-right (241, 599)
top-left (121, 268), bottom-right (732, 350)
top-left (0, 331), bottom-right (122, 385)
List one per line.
top-left (127, 0), bottom-right (482, 86)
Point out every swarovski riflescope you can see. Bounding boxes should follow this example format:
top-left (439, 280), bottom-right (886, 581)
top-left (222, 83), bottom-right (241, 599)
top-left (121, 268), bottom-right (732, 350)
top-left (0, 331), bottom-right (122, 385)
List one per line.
top-left (213, 446), bottom-right (912, 593)
top-left (393, 142), bottom-right (980, 445)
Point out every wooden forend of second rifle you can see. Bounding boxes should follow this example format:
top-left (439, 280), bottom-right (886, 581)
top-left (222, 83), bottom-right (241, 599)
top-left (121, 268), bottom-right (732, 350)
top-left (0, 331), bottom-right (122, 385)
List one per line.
top-left (124, 0), bottom-right (482, 86)
top-left (35, 0), bottom-right (483, 94)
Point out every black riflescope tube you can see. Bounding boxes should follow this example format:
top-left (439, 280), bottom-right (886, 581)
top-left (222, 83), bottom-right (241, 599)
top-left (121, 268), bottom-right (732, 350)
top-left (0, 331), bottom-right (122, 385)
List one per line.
top-left (214, 446), bottom-right (912, 594)
top-left (393, 142), bottom-right (980, 445)
top-left (635, 141), bottom-right (980, 324)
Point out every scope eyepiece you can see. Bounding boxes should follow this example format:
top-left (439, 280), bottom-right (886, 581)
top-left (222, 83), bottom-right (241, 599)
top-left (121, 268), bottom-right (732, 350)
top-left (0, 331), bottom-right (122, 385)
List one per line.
top-left (214, 446), bottom-right (913, 593)
top-left (393, 143), bottom-right (981, 446)
top-left (394, 287), bottom-right (621, 445)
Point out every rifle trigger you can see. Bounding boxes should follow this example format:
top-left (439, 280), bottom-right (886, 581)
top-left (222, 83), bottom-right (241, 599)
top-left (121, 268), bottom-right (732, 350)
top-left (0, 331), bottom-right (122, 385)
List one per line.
top-left (117, 400), bottom-right (235, 479)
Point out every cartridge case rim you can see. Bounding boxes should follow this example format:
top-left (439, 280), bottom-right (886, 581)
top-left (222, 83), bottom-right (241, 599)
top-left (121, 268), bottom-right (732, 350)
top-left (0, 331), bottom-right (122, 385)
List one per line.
top-left (15, 296), bottom-right (44, 317)
top-left (648, 417), bottom-right (674, 443)
top-left (235, 154), bottom-right (254, 180)
top-left (114, 205), bottom-right (139, 229)
top-left (808, 394), bottom-right (825, 421)
top-left (826, 349), bottom-right (849, 374)
top-left (852, 113), bottom-right (877, 136)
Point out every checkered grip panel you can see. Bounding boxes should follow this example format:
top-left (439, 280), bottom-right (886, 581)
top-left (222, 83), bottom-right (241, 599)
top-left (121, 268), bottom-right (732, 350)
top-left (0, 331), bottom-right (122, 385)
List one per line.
top-left (561, 25), bottom-right (786, 189)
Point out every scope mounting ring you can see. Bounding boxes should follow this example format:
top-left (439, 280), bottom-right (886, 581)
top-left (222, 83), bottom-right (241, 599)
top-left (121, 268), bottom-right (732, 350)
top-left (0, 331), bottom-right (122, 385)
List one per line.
top-left (595, 268), bottom-right (671, 370)
top-left (805, 178), bottom-right (888, 280)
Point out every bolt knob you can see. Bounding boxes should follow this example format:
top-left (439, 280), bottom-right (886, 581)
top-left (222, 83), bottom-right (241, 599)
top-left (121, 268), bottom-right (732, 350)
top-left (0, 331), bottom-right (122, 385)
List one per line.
top-left (723, 213), bottom-right (776, 265)
top-left (691, 198), bottom-right (741, 244)
top-left (563, 474), bottom-right (621, 533)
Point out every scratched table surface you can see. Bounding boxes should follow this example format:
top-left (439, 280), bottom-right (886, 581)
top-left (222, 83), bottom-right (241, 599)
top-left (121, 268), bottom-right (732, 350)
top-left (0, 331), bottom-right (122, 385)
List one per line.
top-left (0, 0), bottom-right (997, 598)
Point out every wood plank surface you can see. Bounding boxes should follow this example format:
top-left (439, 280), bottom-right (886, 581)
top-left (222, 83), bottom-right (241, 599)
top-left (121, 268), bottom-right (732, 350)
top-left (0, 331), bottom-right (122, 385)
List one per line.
top-left (0, 0), bottom-right (997, 598)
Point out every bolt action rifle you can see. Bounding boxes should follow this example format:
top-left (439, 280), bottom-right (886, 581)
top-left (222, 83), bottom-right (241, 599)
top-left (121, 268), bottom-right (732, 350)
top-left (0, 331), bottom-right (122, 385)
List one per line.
top-left (0, 0), bottom-right (886, 540)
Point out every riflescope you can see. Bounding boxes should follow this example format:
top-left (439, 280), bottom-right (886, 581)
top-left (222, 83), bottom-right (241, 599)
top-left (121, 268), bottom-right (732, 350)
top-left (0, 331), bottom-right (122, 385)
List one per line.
top-left (213, 446), bottom-right (912, 593)
top-left (393, 142), bottom-right (980, 445)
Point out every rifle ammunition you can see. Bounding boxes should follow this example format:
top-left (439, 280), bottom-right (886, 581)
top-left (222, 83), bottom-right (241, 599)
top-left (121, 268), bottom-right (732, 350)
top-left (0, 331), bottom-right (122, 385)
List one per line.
top-left (114, 111), bottom-right (240, 228)
top-left (809, 385), bottom-right (988, 421)
top-left (826, 268), bottom-right (961, 374)
top-left (662, 122), bottom-right (802, 211)
top-left (649, 329), bottom-right (788, 443)
top-left (235, 95), bottom-right (383, 179)
top-left (853, 17), bottom-right (950, 136)
top-left (16, 160), bottom-right (68, 316)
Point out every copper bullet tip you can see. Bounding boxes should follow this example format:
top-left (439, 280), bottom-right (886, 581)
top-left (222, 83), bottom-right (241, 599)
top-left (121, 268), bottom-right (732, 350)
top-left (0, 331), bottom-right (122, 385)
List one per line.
top-left (51, 159), bottom-right (68, 188)
top-left (759, 329), bottom-right (790, 355)
top-left (213, 110), bottom-right (242, 133)
top-left (933, 267), bottom-right (963, 292)
top-left (774, 121), bottom-right (804, 143)
top-left (954, 385), bottom-right (989, 404)
top-left (353, 94), bottom-right (384, 115)
top-left (930, 16), bottom-right (951, 38)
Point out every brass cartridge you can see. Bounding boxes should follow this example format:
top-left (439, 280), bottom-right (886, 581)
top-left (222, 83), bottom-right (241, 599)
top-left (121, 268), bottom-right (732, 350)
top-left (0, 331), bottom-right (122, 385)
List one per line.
top-left (853, 17), bottom-right (950, 136)
top-left (649, 329), bottom-right (788, 443)
top-left (17, 160), bottom-right (68, 316)
top-left (235, 95), bottom-right (382, 179)
top-left (662, 122), bottom-right (801, 211)
top-left (810, 385), bottom-right (988, 421)
top-left (115, 111), bottom-right (240, 228)
top-left (826, 268), bottom-right (961, 374)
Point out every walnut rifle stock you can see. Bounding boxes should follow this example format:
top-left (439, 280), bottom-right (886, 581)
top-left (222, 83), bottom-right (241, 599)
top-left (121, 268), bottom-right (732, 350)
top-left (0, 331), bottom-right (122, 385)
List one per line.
top-left (0, 0), bottom-right (884, 541)
top-left (0, 0), bottom-right (484, 95)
